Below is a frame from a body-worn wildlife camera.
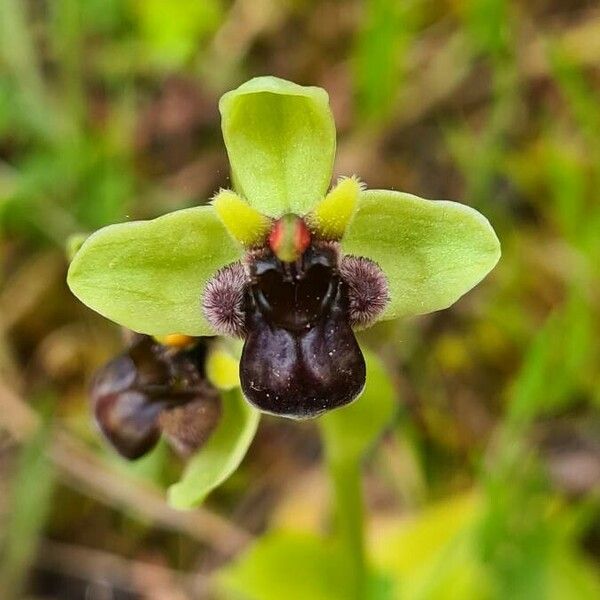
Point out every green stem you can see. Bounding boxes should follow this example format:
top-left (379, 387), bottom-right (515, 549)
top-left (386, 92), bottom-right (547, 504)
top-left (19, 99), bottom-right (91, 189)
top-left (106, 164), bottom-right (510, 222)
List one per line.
top-left (326, 454), bottom-right (366, 598)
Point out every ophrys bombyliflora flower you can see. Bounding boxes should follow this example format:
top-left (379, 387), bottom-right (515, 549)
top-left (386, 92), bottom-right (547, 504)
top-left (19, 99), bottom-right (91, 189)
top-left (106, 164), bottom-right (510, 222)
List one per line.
top-left (68, 77), bottom-right (500, 419)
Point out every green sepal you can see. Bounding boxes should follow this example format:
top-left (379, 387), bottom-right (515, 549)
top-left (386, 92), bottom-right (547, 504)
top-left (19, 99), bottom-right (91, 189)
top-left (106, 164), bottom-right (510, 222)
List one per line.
top-left (342, 190), bottom-right (501, 321)
top-left (67, 206), bottom-right (242, 336)
top-left (219, 76), bottom-right (336, 217)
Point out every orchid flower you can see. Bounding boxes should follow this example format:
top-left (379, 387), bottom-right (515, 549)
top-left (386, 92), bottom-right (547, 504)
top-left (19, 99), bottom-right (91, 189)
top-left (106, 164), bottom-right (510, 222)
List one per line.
top-left (68, 76), bottom-right (500, 422)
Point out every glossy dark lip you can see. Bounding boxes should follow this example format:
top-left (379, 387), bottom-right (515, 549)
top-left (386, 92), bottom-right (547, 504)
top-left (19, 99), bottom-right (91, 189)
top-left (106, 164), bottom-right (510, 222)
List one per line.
top-left (252, 270), bottom-right (338, 331)
top-left (239, 244), bottom-right (367, 419)
top-left (248, 245), bottom-right (339, 330)
top-left (201, 238), bottom-right (388, 419)
top-left (240, 291), bottom-right (366, 419)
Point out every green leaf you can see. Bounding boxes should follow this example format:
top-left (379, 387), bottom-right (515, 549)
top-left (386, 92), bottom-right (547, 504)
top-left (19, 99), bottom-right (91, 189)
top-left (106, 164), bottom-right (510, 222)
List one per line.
top-left (168, 388), bottom-right (259, 508)
top-left (342, 190), bottom-right (501, 321)
top-left (219, 76), bottom-right (336, 217)
top-left (131, 0), bottom-right (222, 68)
top-left (218, 531), bottom-right (355, 600)
top-left (549, 551), bottom-right (600, 600)
top-left (320, 348), bottom-right (396, 463)
top-left (354, 0), bottom-right (418, 122)
top-left (67, 206), bottom-right (241, 336)
top-left (371, 494), bottom-right (484, 600)
top-left (508, 290), bottom-right (594, 427)
top-left (0, 421), bottom-right (54, 597)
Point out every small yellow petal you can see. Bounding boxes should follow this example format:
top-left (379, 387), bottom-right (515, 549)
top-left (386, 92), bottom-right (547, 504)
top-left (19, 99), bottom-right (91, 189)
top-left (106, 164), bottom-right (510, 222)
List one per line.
top-left (154, 334), bottom-right (195, 349)
top-left (307, 175), bottom-right (362, 240)
top-left (212, 189), bottom-right (271, 247)
top-left (206, 347), bottom-right (240, 391)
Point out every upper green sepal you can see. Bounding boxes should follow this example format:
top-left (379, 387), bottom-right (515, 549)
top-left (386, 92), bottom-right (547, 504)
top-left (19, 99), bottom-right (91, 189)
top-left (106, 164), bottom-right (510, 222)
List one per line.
top-left (342, 190), bottom-right (501, 320)
top-left (67, 206), bottom-right (242, 336)
top-left (219, 76), bottom-right (336, 217)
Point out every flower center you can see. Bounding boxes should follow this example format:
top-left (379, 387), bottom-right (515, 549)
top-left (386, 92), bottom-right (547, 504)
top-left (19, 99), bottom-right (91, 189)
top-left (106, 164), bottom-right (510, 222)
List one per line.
top-left (268, 214), bottom-right (311, 263)
top-left (250, 245), bottom-right (337, 331)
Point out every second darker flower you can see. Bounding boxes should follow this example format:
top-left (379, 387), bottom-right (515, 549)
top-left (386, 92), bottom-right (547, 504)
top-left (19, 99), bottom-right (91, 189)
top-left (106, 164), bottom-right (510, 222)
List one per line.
top-left (91, 335), bottom-right (221, 459)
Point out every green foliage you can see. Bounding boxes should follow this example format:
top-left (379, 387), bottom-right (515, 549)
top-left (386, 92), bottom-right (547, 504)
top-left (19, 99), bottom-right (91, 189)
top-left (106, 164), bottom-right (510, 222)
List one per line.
top-left (168, 389), bottom-right (259, 509)
top-left (548, 552), bottom-right (600, 600)
top-left (508, 291), bottom-right (595, 427)
top-left (463, 0), bottom-right (510, 59)
top-left (0, 0), bottom-right (136, 243)
top-left (0, 422), bottom-right (54, 597)
top-left (548, 45), bottom-right (600, 257)
top-left (354, 0), bottom-right (422, 122)
top-left (219, 531), bottom-right (356, 600)
top-left (370, 490), bottom-right (600, 600)
top-left (130, 0), bottom-right (223, 68)
top-left (3, 138), bottom-right (133, 238)
top-left (372, 494), bottom-right (487, 599)
top-left (550, 45), bottom-right (600, 148)
top-left (67, 206), bottom-right (241, 336)
top-left (0, 0), bottom-right (52, 138)
top-left (219, 76), bottom-right (336, 217)
top-left (343, 190), bottom-right (501, 321)
top-left (219, 532), bottom-right (396, 600)
top-left (542, 138), bottom-right (588, 243)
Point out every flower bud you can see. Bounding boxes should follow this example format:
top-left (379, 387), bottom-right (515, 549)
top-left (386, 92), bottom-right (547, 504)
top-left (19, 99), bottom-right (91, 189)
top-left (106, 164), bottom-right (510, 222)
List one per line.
top-left (91, 351), bottom-right (165, 459)
top-left (90, 335), bottom-right (222, 459)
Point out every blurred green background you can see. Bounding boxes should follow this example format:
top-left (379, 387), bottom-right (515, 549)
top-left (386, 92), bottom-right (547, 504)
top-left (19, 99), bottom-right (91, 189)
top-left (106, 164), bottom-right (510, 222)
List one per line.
top-left (0, 0), bottom-right (599, 598)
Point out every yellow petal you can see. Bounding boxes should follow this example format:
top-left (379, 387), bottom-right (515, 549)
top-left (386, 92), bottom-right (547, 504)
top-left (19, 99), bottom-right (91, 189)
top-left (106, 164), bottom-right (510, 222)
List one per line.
top-left (212, 189), bottom-right (271, 247)
top-left (154, 334), bottom-right (195, 349)
top-left (307, 176), bottom-right (363, 240)
top-left (206, 346), bottom-right (240, 391)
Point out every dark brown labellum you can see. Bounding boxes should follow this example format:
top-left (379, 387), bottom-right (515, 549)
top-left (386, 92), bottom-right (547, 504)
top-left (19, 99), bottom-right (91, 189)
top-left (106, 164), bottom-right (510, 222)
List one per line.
top-left (240, 245), bottom-right (366, 418)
